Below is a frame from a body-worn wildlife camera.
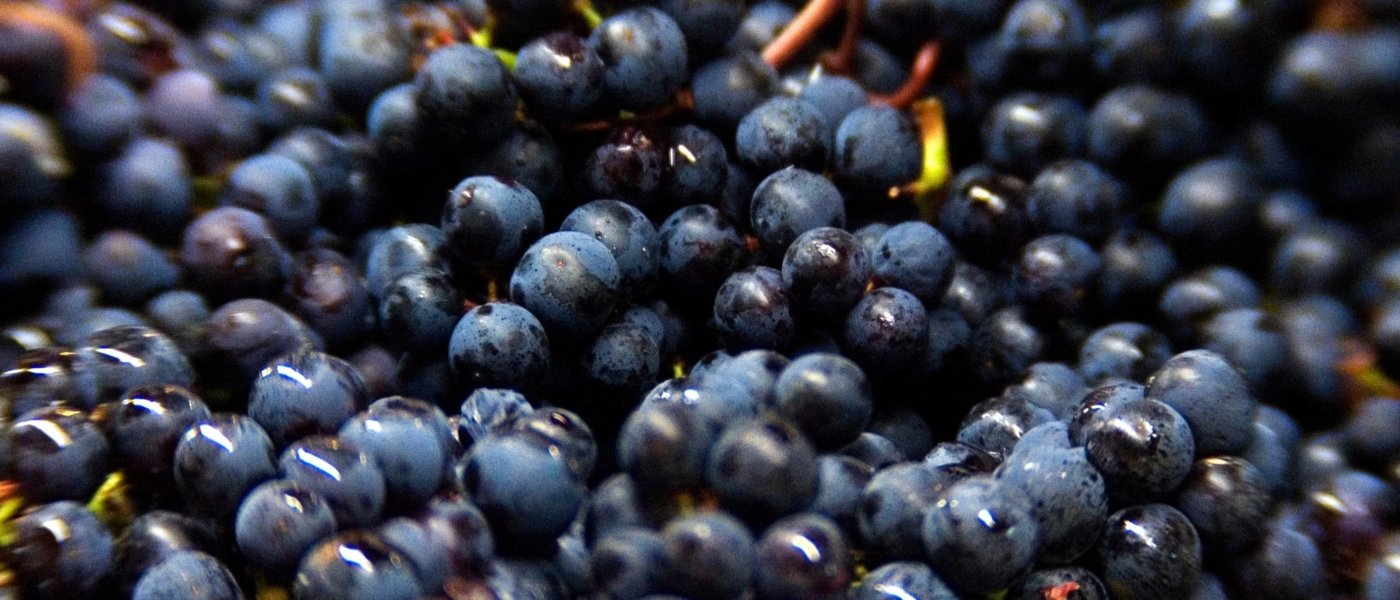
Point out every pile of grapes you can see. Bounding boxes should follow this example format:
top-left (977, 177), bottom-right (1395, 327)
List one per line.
top-left (1, 0), bottom-right (1398, 598)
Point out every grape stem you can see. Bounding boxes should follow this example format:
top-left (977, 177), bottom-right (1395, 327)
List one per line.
top-left (821, 0), bottom-right (865, 75)
top-left (560, 89), bottom-right (695, 133)
top-left (870, 41), bottom-right (940, 109)
top-left (761, 0), bottom-right (845, 69)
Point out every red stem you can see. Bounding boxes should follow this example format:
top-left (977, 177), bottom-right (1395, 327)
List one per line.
top-left (760, 0), bottom-right (844, 70)
top-left (822, 0), bottom-right (864, 75)
top-left (871, 41), bottom-right (940, 109)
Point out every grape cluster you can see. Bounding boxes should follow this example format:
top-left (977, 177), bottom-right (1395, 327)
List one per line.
top-left (0, 0), bottom-right (1398, 599)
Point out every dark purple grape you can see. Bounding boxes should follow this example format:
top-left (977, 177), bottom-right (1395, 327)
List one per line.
top-left (1014, 233), bottom-right (1103, 318)
top-left (590, 526), bottom-right (668, 599)
top-left (376, 267), bottom-right (461, 355)
top-left (1077, 321), bottom-right (1172, 385)
top-left (1096, 504), bottom-right (1203, 600)
top-left (843, 287), bottom-right (930, 378)
top-left (1171, 456), bottom-right (1272, 557)
top-left (174, 413), bottom-right (278, 520)
top-left (459, 430), bottom-right (586, 553)
top-left (2, 501), bottom-right (114, 600)
top-left (112, 511), bottom-right (220, 596)
top-left (221, 153), bottom-right (320, 244)
top-left (921, 475), bottom-right (1040, 595)
top-left (589, 7), bottom-right (689, 111)
top-left (12, 406), bottom-right (109, 504)
top-left (754, 513), bottom-right (852, 599)
top-left (339, 401), bottom-right (450, 510)
top-left (833, 105), bottom-right (922, 195)
top-left (1145, 349), bottom-right (1258, 456)
top-left (82, 230), bottom-right (181, 306)
top-left (1228, 521), bottom-right (1328, 600)
top-left (414, 43), bottom-right (517, 150)
top-left (771, 353), bottom-right (873, 451)
top-left (289, 248), bottom-right (373, 350)
top-left (713, 266), bottom-right (797, 351)
top-left (560, 199), bottom-right (661, 299)
top-left (179, 207), bottom-right (290, 301)
top-left (104, 384), bottom-right (210, 485)
top-left (131, 550), bottom-right (242, 600)
top-left (442, 175), bottom-right (544, 269)
top-left (235, 479), bottom-right (337, 578)
top-left (736, 98), bottom-right (831, 175)
top-left (205, 298), bottom-right (323, 386)
top-left (657, 204), bottom-right (749, 312)
top-left (706, 414), bottom-right (819, 525)
top-left (852, 561), bottom-right (959, 600)
top-left (938, 166), bottom-right (1030, 264)
top-left (513, 32), bottom-right (605, 120)
top-left (279, 435), bottom-right (386, 529)
top-left (293, 531), bottom-right (423, 600)
top-left (660, 510), bottom-right (757, 600)
top-left (509, 231), bottom-right (622, 342)
top-left (1082, 396), bottom-right (1195, 502)
top-left (956, 395), bottom-right (1055, 459)
top-left (859, 462), bottom-right (950, 563)
top-left (449, 301), bottom-right (550, 394)
top-left (512, 406), bottom-right (598, 483)
top-left (782, 227), bottom-right (872, 320)
top-left (247, 349), bottom-right (369, 449)
top-left (72, 325), bottom-right (193, 409)
top-left (749, 167), bottom-right (845, 258)
top-left (617, 401), bottom-right (714, 495)
top-left (1, 347), bottom-right (82, 416)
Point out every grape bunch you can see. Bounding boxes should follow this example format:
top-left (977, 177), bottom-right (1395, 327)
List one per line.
top-left (0, 0), bottom-right (1398, 598)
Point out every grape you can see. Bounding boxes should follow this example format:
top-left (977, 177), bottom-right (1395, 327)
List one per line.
top-left (750, 167), bottom-right (846, 257)
top-left (589, 7), bottom-right (688, 110)
top-left (782, 226), bottom-right (872, 320)
top-left (459, 430), bottom-right (586, 553)
top-left (510, 231), bottom-right (622, 341)
top-left (278, 435), bottom-right (387, 529)
top-left (617, 401), bottom-right (714, 495)
top-left (104, 384), bottom-right (211, 485)
top-left (754, 513), bottom-right (852, 599)
top-left (247, 349), bottom-right (370, 449)
top-left (852, 561), bottom-right (959, 600)
top-left (713, 266), bottom-right (797, 351)
top-left (771, 352), bottom-right (873, 450)
top-left (448, 301), bottom-right (550, 395)
top-left (83, 230), bottom-right (181, 305)
top-left (414, 44), bottom-right (517, 150)
top-left (736, 97), bottom-right (831, 175)
top-left (112, 511), bottom-right (220, 596)
top-left (560, 199), bottom-right (661, 299)
top-left (858, 462), bottom-right (948, 563)
top-left (921, 475), bottom-right (1040, 595)
top-left (660, 511), bottom-right (757, 600)
top-left (132, 551), bottom-right (241, 599)
top-left (2, 501), bottom-right (114, 599)
top-left (1096, 504), bottom-right (1203, 600)
top-left (235, 479), bottom-right (337, 578)
top-left (338, 400), bottom-right (451, 510)
top-left (293, 531), bottom-right (424, 600)
top-left (706, 414), bottom-right (819, 525)
top-left (376, 267), bottom-right (461, 354)
top-left (12, 406), bottom-right (109, 504)
top-left (512, 32), bottom-right (606, 120)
